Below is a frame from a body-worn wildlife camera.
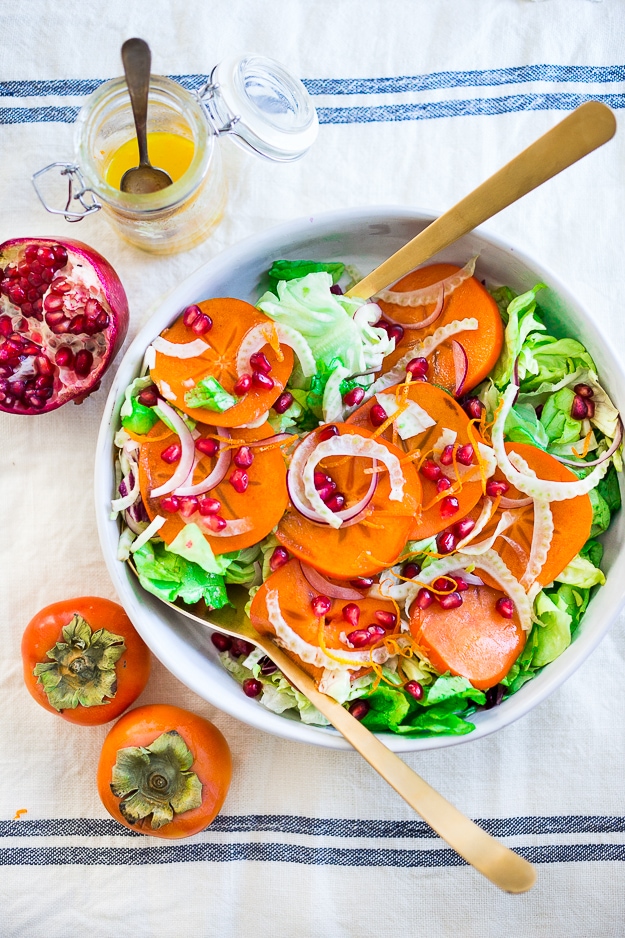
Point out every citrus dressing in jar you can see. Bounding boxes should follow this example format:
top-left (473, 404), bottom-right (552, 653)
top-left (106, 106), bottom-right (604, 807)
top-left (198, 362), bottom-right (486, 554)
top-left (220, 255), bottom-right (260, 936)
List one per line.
top-left (32, 55), bottom-right (318, 255)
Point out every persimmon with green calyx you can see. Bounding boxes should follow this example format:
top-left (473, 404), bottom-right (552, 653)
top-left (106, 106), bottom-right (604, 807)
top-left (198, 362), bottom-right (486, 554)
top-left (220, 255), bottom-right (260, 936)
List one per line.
top-left (97, 704), bottom-right (232, 839)
top-left (21, 597), bottom-right (150, 725)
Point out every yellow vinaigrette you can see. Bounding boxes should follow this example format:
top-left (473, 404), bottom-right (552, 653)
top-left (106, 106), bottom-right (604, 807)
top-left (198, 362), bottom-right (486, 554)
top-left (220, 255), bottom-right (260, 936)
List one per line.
top-left (105, 132), bottom-right (195, 190)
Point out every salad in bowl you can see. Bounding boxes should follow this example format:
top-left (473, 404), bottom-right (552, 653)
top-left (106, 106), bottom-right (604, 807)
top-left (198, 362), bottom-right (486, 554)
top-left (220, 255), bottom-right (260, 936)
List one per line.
top-left (110, 237), bottom-right (622, 741)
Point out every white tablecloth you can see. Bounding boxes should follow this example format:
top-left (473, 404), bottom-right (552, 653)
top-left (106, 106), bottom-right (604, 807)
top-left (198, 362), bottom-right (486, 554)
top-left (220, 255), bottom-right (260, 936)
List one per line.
top-left (2, 1), bottom-right (625, 935)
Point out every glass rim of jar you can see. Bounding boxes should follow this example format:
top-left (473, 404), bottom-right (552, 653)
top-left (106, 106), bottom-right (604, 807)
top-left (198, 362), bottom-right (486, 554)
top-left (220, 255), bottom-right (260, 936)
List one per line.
top-left (74, 74), bottom-right (214, 214)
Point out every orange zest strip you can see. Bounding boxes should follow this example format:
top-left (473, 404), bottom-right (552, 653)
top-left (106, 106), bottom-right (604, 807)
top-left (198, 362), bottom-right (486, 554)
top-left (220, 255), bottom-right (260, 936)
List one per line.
top-left (262, 323), bottom-right (284, 362)
top-left (467, 419), bottom-right (488, 493)
top-left (124, 423), bottom-right (173, 444)
top-left (361, 519), bottom-right (386, 530)
top-left (316, 616), bottom-right (377, 669)
top-left (572, 430), bottom-right (593, 459)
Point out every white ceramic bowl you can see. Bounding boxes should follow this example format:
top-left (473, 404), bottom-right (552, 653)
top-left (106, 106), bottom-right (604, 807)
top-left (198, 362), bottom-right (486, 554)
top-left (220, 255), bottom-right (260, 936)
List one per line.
top-left (95, 206), bottom-right (625, 751)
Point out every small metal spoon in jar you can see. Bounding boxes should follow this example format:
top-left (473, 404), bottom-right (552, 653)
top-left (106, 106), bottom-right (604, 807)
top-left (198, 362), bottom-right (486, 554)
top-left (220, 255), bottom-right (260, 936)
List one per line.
top-left (120, 38), bottom-right (173, 194)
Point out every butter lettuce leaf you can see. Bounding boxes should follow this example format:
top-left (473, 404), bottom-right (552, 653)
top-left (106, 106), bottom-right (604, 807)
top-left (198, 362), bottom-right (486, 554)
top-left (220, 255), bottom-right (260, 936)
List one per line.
top-left (133, 540), bottom-right (229, 609)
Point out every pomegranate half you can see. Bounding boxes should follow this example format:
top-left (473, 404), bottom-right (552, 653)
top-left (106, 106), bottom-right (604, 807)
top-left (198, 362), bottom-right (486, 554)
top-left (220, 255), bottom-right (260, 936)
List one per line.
top-left (0, 238), bottom-right (129, 414)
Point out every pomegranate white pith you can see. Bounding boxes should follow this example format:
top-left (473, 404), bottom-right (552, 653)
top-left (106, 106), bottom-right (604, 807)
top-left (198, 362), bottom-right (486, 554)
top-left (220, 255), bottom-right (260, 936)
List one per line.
top-left (0, 238), bottom-right (129, 414)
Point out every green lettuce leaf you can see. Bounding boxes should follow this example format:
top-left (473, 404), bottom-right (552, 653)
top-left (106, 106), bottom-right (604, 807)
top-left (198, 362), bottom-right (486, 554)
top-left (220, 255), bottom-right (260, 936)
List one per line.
top-left (491, 284), bottom-right (546, 388)
top-left (268, 259), bottom-right (345, 289)
top-left (531, 590), bottom-right (573, 667)
top-left (120, 376), bottom-right (159, 435)
top-left (540, 388), bottom-right (584, 448)
top-left (133, 540), bottom-right (229, 609)
top-left (518, 336), bottom-right (595, 394)
top-left (504, 401), bottom-right (549, 448)
top-left (184, 376), bottom-right (237, 412)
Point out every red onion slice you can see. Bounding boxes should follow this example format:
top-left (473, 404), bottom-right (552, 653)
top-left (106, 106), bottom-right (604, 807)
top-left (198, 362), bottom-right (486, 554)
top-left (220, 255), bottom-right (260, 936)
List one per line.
top-left (551, 418), bottom-right (623, 468)
top-left (174, 430), bottom-right (232, 497)
top-left (451, 340), bottom-right (468, 397)
top-left (300, 562), bottom-right (364, 600)
top-left (382, 286), bottom-right (445, 330)
top-left (286, 462), bottom-right (379, 525)
top-left (150, 400), bottom-right (196, 498)
top-left (246, 432), bottom-right (294, 449)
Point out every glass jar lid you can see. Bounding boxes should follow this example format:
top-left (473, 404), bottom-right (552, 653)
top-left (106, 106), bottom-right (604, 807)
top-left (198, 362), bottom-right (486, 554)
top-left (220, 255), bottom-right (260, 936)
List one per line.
top-left (202, 54), bottom-right (318, 162)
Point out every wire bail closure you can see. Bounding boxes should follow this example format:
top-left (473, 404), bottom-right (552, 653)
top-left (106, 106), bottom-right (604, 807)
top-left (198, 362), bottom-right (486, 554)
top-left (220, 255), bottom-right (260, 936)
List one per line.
top-left (32, 163), bottom-right (102, 223)
top-left (197, 79), bottom-right (275, 160)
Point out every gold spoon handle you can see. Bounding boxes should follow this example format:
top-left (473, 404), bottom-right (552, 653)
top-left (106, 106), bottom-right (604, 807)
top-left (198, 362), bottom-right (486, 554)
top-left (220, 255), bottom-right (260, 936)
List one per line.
top-left (121, 37), bottom-right (152, 167)
top-left (257, 635), bottom-right (536, 893)
top-left (346, 101), bottom-right (616, 300)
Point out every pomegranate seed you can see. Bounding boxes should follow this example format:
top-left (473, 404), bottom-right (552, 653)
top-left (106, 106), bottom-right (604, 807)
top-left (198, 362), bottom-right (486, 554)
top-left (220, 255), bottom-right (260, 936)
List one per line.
top-left (229, 469), bottom-right (249, 493)
top-left (273, 391), bottom-right (294, 414)
top-left (574, 383), bottom-right (593, 399)
top-left (375, 610), bottom-right (397, 629)
top-left (233, 373), bottom-right (252, 395)
top-left (436, 531), bottom-right (457, 554)
top-left (330, 283), bottom-right (343, 295)
top-left (439, 591), bottom-right (463, 609)
top-left (70, 315), bottom-right (88, 336)
top-left (312, 595), bottom-right (332, 617)
top-left (368, 625), bottom-right (386, 640)
top-left (317, 482), bottom-right (337, 502)
top-left (211, 632), bottom-right (232, 652)
top-left (496, 597), bottom-right (515, 619)
top-left (37, 247), bottom-right (57, 267)
top-left (350, 576), bottom-right (374, 589)
top-left (421, 459), bottom-right (442, 482)
top-left (314, 471), bottom-right (332, 489)
top-left (485, 479), bottom-right (510, 497)
top-left (346, 629), bottom-right (373, 647)
top-left (462, 397), bottom-right (485, 420)
top-left (50, 277), bottom-right (72, 294)
top-left (405, 680), bottom-right (424, 701)
top-left (402, 562), bottom-right (420, 579)
top-left (94, 312), bottom-right (110, 330)
top-left (242, 678), bottom-right (262, 698)
top-left (74, 350), bottom-right (93, 377)
top-left (571, 395), bottom-right (588, 420)
top-left (370, 403), bottom-right (388, 427)
top-left (234, 446), bottom-right (254, 468)
top-left (29, 394), bottom-right (46, 409)
top-left (206, 514), bottom-right (227, 532)
top-left (269, 546), bottom-right (290, 571)
top-left (586, 399), bottom-right (595, 419)
top-left (252, 371), bottom-right (274, 390)
top-left (250, 351), bottom-right (272, 374)
top-left (343, 386), bottom-right (365, 407)
top-left (0, 316), bottom-right (12, 338)
top-left (160, 443), bottom-right (181, 463)
top-left (196, 437), bottom-right (219, 457)
top-left (440, 496), bottom-right (459, 519)
top-left (198, 496), bottom-right (221, 516)
top-left (342, 603), bottom-right (361, 628)
top-left (182, 304), bottom-right (201, 327)
top-left (375, 319), bottom-right (390, 333)
top-left (35, 355), bottom-right (53, 376)
top-left (318, 424), bottom-right (339, 441)
top-left (231, 638), bottom-right (254, 657)
top-left (387, 323), bottom-right (404, 343)
top-left (191, 313), bottom-right (213, 335)
top-left (27, 271), bottom-right (43, 287)
top-left (260, 656), bottom-right (278, 676)
top-left (432, 576), bottom-right (454, 592)
top-left (325, 493), bottom-right (345, 512)
top-left (436, 477), bottom-right (452, 493)
top-left (440, 444), bottom-right (454, 466)
top-left (9, 285), bottom-right (26, 305)
top-left (406, 357), bottom-right (428, 378)
top-left (24, 245), bottom-right (38, 262)
top-left (43, 293), bottom-right (64, 312)
top-left (178, 496), bottom-right (199, 517)
top-left (349, 700), bottom-right (370, 720)
top-left (41, 268), bottom-right (54, 284)
top-left (453, 517), bottom-right (475, 539)
top-left (454, 577), bottom-right (470, 592)
top-left (416, 588), bottom-right (434, 609)
top-left (456, 444), bottom-right (474, 466)
top-left (160, 496), bottom-right (180, 513)
top-left (35, 374), bottom-right (53, 389)
top-left (135, 384), bottom-right (157, 407)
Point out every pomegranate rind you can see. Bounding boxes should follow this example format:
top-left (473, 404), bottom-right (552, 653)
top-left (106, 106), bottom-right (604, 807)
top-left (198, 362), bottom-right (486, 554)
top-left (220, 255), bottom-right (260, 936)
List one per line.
top-left (0, 237), bottom-right (129, 415)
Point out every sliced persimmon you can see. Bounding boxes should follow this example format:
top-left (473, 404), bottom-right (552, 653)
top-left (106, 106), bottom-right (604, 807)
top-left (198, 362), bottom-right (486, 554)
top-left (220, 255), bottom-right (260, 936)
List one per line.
top-left (347, 382), bottom-right (484, 539)
top-left (409, 584), bottom-right (526, 690)
top-left (139, 421), bottom-right (288, 554)
top-left (250, 558), bottom-right (397, 681)
top-left (150, 298), bottom-right (293, 427)
top-left (276, 423), bottom-right (422, 579)
top-left (377, 263), bottom-right (503, 396)
top-left (468, 441), bottom-right (592, 588)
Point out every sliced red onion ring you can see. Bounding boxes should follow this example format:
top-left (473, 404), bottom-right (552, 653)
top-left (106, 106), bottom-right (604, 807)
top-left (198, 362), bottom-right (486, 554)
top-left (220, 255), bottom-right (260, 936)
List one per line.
top-left (551, 418), bottom-right (623, 468)
top-left (300, 562), bottom-right (364, 600)
top-left (376, 256), bottom-right (477, 307)
top-left (150, 400), bottom-right (196, 498)
top-left (382, 286), bottom-right (445, 330)
top-left (286, 462), bottom-right (378, 525)
top-left (451, 340), bottom-right (468, 397)
top-left (246, 432), bottom-right (294, 449)
top-left (174, 430), bottom-right (232, 497)
top-left (123, 511), bottom-right (148, 536)
top-left (449, 569), bottom-right (483, 586)
top-left (498, 495), bottom-right (533, 509)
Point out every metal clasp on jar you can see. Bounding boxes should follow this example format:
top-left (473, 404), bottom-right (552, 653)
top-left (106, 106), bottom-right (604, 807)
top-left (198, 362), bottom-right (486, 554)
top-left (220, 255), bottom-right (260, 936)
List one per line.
top-left (32, 163), bottom-right (101, 222)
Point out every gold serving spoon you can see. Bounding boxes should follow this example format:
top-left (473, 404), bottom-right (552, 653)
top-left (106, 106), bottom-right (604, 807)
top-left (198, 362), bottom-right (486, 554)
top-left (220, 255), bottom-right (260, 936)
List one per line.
top-left (345, 101), bottom-right (616, 300)
top-left (145, 580), bottom-right (536, 893)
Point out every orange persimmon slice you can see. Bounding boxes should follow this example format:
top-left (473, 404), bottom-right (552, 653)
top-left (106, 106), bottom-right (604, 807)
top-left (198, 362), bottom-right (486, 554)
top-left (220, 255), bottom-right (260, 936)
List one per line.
top-left (276, 423), bottom-right (422, 579)
top-left (347, 382), bottom-right (484, 539)
top-left (150, 298), bottom-right (293, 427)
top-left (377, 263), bottom-right (503, 396)
top-left (139, 421), bottom-right (288, 554)
top-left (409, 584), bottom-right (526, 690)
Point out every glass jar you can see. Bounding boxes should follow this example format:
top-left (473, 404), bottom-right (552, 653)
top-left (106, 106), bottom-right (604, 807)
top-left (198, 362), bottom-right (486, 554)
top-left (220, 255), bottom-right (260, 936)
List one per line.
top-left (32, 54), bottom-right (318, 255)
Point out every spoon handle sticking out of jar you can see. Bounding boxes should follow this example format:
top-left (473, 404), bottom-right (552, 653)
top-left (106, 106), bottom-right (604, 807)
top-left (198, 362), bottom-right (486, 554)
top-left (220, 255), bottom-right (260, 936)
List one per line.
top-left (120, 38), bottom-right (173, 194)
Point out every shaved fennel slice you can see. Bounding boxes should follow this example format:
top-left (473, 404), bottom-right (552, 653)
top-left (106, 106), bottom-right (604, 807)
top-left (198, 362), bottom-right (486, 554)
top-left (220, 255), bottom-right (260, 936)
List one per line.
top-left (199, 517), bottom-right (252, 537)
top-left (322, 363), bottom-right (351, 423)
top-left (402, 549), bottom-right (532, 631)
top-left (376, 256), bottom-right (478, 307)
top-left (456, 497), bottom-right (498, 549)
top-left (492, 384), bottom-right (609, 500)
top-left (375, 391), bottom-right (436, 439)
top-left (460, 511), bottom-right (517, 555)
top-left (303, 434), bottom-right (405, 529)
top-left (130, 515), bottom-right (166, 553)
top-left (151, 336), bottom-right (211, 359)
top-left (508, 453), bottom-right (554, 591)
top-left (368, 318), bottom-right (479, 396)
top-left (236, 322), bottom-right (316, 378)
top-left (265, 590), bottom-right (390, 669)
